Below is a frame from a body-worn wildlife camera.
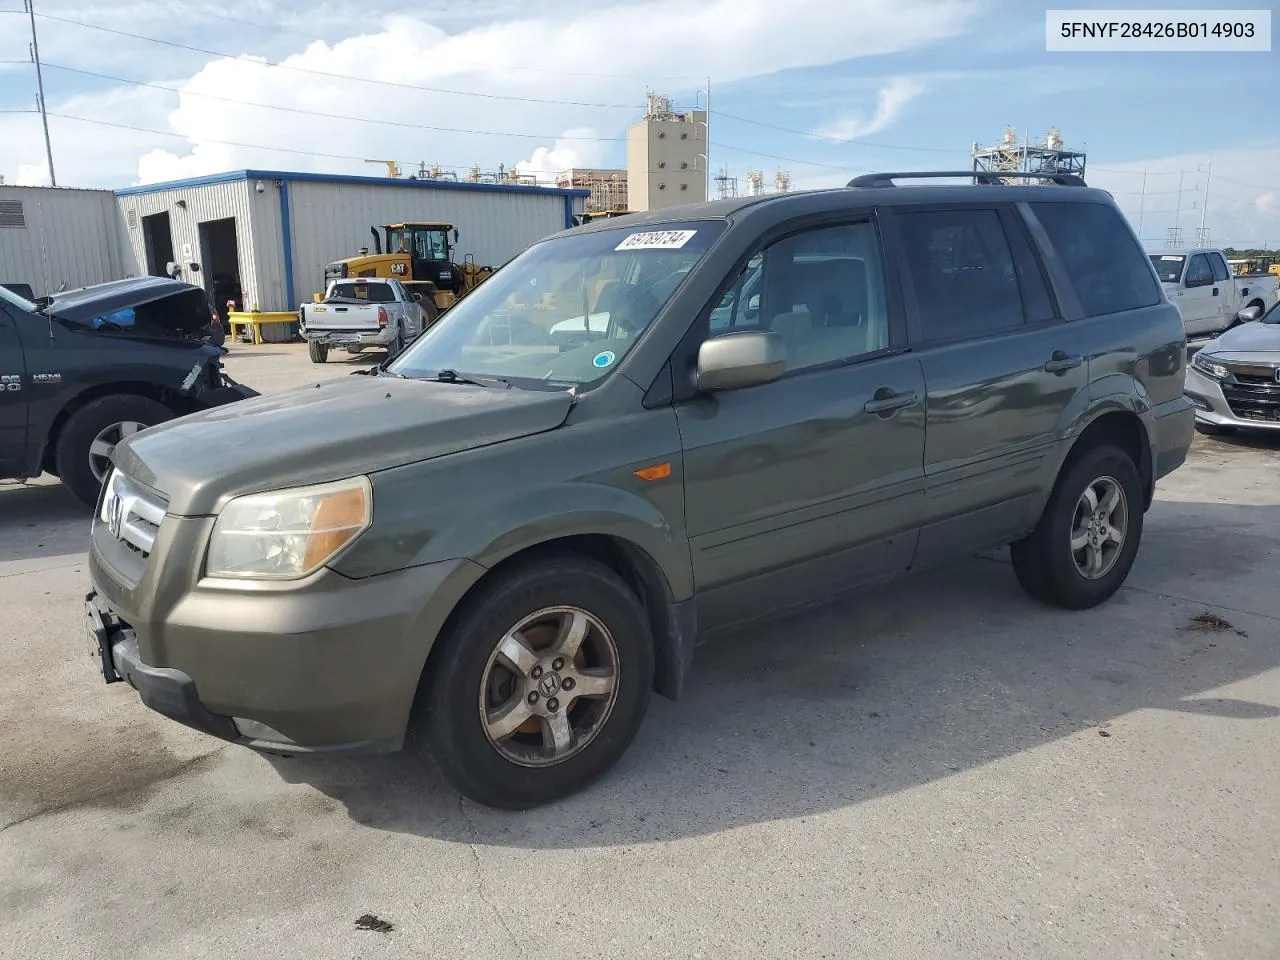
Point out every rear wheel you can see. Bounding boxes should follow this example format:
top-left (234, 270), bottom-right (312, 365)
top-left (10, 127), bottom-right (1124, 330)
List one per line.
top-left (418, 554), bottom-right (654, 809)
top-left (307, 340), bottom-right (328, 363)
top-left (1010, 444), bottom-right (1144, 610)
top-left (55, 394), bottom-right (174, 507)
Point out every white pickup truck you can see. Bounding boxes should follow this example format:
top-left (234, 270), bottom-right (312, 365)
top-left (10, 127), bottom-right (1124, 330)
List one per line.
top-left (1149, 248), bottom-right (1279, 338)
top-left (298, 278), bottom-right (427, 363)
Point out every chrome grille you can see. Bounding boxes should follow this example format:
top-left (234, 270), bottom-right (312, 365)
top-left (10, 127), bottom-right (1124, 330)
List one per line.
top-left (99, 470), bottom-right (168, 559)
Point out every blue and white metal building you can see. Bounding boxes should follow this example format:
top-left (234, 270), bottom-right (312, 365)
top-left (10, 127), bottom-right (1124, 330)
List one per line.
top-left (113, 170), bottom-right (591, 312)
top-left (2, 170), bottom-right (589, 309)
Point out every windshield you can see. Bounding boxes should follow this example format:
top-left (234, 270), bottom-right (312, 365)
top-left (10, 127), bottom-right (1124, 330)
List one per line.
top-left (0, 283), bottom-right (37, 312)
top-left (387, 220), bottom-right (725, 388)
top-left (1261, 300), bottom-right (1280, 324)
top-left (389, 227), bottom-right (449, 262)
top-left (329, 281), bottom-right (395, 303)
top-left (1149, 254), bottom-right (1186, 283)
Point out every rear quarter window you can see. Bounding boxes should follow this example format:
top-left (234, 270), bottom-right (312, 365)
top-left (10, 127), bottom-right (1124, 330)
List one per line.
top-left (1029, 201), bottom-right (1161, 317)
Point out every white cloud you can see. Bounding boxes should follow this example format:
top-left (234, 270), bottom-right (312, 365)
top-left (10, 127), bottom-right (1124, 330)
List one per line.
top-left (0, 0), bottom-right (980, 188)
top-left (811, 76), bottom-right (927, 141)
top-left (1083, 147), bottom-right (1280, 248)
top-left (514, 128), bottom-right (607, 181)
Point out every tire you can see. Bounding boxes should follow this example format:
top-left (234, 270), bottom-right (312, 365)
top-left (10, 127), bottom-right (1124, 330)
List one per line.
top-left (1010, 443), bottom-right (1144, 611)
top-left (388, 330), bottom-right (406, 358)
top-left (418, 553), bottom-right (654, 810)
top-left (307, 340), bottom-right (328, 363)
top-left (55, 394), bottom-right (174, 507)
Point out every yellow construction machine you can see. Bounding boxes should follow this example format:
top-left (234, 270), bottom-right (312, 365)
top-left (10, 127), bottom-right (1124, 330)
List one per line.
top-left (319, 222), bottom-right (494, 313)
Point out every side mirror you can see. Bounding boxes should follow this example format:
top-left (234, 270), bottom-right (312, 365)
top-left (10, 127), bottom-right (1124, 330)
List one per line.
top-left (1236, 304), bottom-right (1263, 323)
top-left (696, 331), bottom-right (787, 393)
top-left (452, 229), bottom-right (460, 243)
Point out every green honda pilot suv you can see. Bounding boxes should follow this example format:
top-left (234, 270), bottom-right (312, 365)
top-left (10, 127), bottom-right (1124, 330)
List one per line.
top-left (86, 171), bottom-right (1194, 809)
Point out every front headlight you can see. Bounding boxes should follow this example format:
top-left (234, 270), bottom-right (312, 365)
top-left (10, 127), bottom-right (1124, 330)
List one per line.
top-left (205, 476), bottom-right (372, 580)
top-left (1192, 353), bottom-right (1229, 380)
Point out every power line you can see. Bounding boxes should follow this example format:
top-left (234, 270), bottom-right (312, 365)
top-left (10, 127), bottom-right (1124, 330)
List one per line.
top-left (713, 109), bottom-right (959, 154)
top-left (29, 11), bottom-right (647, 109)
top-left (33, 62), bottom-right (630, 143)
top-left (150, 0), bottom-right (706, 82)
top-left (708, 141), bottom-right (870, 173)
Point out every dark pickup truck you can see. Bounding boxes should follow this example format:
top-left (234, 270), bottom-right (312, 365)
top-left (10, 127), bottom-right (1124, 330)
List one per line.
top-left (0, 276), bottom-right (255, 506)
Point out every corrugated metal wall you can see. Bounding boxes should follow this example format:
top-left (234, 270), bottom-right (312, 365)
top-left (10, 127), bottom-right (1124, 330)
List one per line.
top-left (0, 186), bottom-right (125, 298)
top-left (284, 181), bottom-right (576, 308)
top-left (114, 179), bottom-right (264, 308)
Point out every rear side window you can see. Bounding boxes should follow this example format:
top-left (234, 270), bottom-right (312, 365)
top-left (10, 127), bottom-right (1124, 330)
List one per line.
top-left (898, 208), bottom-right (1025, 341)
top-left (1029, 202), bottom-right (1161, 316)
top-left (1208, 252), bottom-right (1231, 283)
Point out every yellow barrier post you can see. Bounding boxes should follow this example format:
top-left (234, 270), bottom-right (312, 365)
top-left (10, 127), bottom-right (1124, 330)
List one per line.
top-left (226, 311), bottom-right (298, 346)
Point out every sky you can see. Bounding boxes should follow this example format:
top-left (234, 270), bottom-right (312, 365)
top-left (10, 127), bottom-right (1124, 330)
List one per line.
top-left (0, 0), bottom-right (1276, 248)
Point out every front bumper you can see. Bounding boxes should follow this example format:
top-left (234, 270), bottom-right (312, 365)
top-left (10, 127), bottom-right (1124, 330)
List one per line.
top-left (1185, 365), bottom-right (1280, 431)
top-left (88, 522), bottom-right (485, 754)
top-left (301, 327), bottom-right (395, 349)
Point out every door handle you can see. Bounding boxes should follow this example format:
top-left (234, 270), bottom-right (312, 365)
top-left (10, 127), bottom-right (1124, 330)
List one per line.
top-left (1212, 287), bottom-right (1219, 297)
top-left (863, 390), bottom-right (919, 415)
top-left (1044, 352), bottom-right (1083, 374)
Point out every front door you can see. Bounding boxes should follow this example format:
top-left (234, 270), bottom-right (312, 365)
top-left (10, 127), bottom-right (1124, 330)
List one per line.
top-left (886, 204), bottom-right (1088, 562)
top-left (1177, 252), bottom-right (1219, 336)
top-left (0, 304), bottom-right (29, 475)
top-left (676, 218), bottom-right (927, 631)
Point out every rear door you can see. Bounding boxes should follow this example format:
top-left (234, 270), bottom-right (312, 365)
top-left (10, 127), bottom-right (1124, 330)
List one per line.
top-left (677, 215), bottom-right (927, 630)
top-left (0, 303), bottom-right (29, 474)
top-left (885, 203), bottom-right (1086, 564)
top-left (1207, 251), bottom-right (1234, 328)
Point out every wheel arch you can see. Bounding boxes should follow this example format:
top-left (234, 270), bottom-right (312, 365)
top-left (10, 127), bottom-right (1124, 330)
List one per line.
top-left (417, 533), bottom-right (695, 708)
top-left (38, 381), bottom-right (198, 476)
top-left (1060, 408), bottom-right (1154, 510)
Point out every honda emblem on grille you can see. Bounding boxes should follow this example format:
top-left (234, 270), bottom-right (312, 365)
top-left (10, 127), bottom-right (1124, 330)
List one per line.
top-left (106, 494), bottom-right (124, 540)
top-left (1275, 368), bottom-right (1280, 384)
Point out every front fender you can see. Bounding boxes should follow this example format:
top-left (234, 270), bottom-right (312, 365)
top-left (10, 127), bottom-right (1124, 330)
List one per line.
top-left (336, 480), bottom-right (694, 602)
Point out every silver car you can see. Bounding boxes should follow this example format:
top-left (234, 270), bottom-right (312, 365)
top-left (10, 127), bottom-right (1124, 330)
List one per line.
top-left (1185, 301), bottom-right (1280, 434)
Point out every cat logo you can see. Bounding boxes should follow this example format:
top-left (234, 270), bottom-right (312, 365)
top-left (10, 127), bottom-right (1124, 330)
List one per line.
top-left (0, 374), bottom-right (20, 392)
top-left (391, 263), bottom-right (408, 275)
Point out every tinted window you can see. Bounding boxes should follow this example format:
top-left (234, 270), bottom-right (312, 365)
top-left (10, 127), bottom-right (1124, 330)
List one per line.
top-left (331, 281), bottom-right (396, 303)
top-left (710, 222), bottom-right (889, 372)
top-left (899, 209), bottom-right (1024, 340)
top-left (1209, 252), bottom-right (1230, 283)
top-left (1030, 202), bottom-right (1161, 316)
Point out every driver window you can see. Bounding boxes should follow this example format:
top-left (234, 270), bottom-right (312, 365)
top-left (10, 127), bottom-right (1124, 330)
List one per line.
top-left (1186, 254), bottom-right (1212, 284)
top-left (709, 222), bottom-right (889, 372)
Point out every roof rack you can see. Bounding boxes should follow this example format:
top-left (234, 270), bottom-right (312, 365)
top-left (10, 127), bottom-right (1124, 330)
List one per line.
top-left (847, 170), bottom-right (1087, 188)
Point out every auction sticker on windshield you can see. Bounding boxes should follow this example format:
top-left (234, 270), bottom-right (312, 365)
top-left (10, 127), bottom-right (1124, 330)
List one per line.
top-left (615, 230), bottom-right (697, 251)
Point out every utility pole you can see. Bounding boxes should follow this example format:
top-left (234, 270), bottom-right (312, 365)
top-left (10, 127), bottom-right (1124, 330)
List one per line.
top-left (25, 0), bottom-right (56, 186)
top-left (1197, 155), bottom-right (1213, 247)
top-left (1137, 168), bottom-right (1147, 239)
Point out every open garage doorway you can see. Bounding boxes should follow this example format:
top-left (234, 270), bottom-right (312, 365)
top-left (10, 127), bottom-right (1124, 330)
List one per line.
top-left (141, 212), bottom-right (174, 277)
top-left (198, 217), bottom-right (242, 325)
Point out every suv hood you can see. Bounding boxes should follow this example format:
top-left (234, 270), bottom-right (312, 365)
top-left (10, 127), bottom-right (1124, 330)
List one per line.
top-left (44, 276), bottom-right (214, 336)
top-left (1203, 320), bottom-right (1280, 359)
top-left (112, 374), bottom-right (574, 516)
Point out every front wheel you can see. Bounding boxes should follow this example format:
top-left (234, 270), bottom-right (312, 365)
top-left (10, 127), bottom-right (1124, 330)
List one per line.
top-left (418, 554), bottom-right (654, 809)
top-left (1010, 444), bottom-right (1144, 610)
top-left (55, 394), bottom-right (174, 507)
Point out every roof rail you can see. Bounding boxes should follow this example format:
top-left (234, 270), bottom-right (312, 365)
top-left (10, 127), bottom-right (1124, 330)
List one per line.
top-left (847, 170), bottom-right (1087, 188)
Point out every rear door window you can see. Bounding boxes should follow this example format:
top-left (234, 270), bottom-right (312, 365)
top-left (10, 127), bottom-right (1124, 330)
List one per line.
top-left (1208, 252), bottom-right (1231, 283)
top-left (1029, 201), bottom-right (1161, 316)
top-left (897, 208), bottom-right (1026, 341)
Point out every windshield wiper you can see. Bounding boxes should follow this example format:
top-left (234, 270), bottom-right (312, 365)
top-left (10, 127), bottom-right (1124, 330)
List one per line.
top-left (433, 369), bottom-right (510, 388)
